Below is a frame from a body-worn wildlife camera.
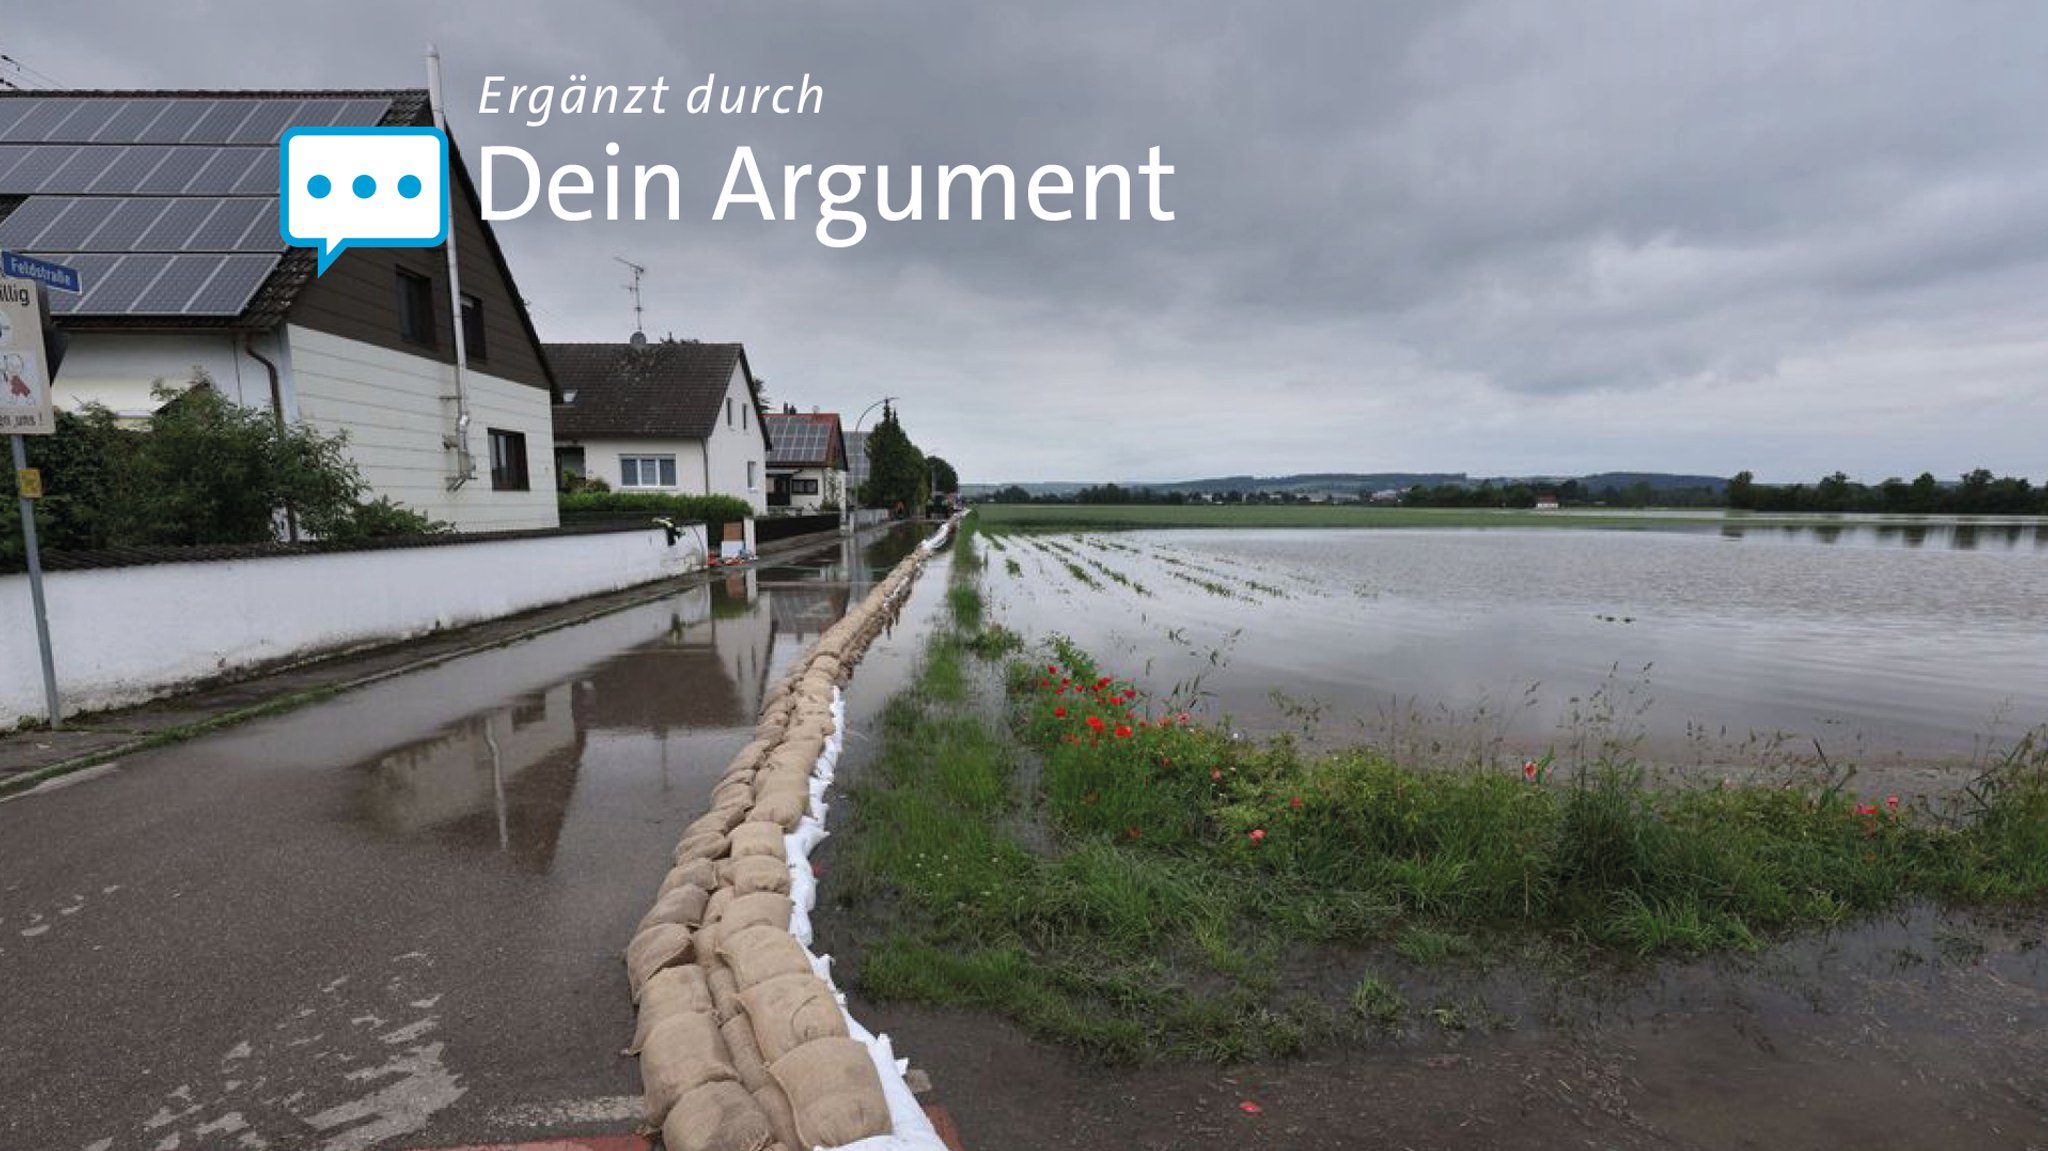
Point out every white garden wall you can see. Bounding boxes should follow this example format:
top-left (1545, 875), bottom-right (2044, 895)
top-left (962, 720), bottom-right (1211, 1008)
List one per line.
top-left (0, 524), bottom-right (706, 727)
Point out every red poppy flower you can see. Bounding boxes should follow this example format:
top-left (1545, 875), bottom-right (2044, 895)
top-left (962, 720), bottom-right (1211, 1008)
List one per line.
top-left (1238, 1100), bottom-right (1262, 1116)
top-left (1855, 803), bottom-right (1879, 817)
top-left (1096, 677), bottom-right (1113, 689)
top-left (1124, 826), bottom-right (1140, 840)
top-left (1054, 706), bottom-right (1068, 718)
top-left (1210, 769), bottom-right (1222, 781)
top-left (1115, 724), bottom-right (1133, 739)
top-left (1289, 795), bottom-right (1302, 809)
top-left (1041, 678), bottom-right (1052, 688)
top-left (1249, 828), bottom-right (1266, 844)
top-left (1885, 795), bottom-right (1900, 811)
top-left (1047, 665), bottom-right (1059, 675)
top-left (1522, 760), bottom-right (1539, 782)
top-left (1087, 715), bottom-right (1105, 731)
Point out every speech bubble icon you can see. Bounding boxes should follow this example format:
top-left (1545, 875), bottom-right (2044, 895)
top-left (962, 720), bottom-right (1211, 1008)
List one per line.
top-left (279, 127), bottom-right (450, 275)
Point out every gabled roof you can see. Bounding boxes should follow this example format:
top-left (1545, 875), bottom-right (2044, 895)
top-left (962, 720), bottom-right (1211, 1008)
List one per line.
top-left (547, 339), bottom-right (770, 442)
top-left (763, 411), bottom-right (846, 469)
top-left (0, 90), bottom-right (424, 327)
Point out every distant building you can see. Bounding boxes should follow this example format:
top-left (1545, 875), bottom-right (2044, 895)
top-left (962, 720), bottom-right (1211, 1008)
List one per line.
top-left (546, 337), bottom-right (770, 512)
top-left (1369, 488), bottom-right (1404, 504)
top-left (1534, 494), bottom-right (1561, 511)
top-left (0, 89), bottom-right (560, 531)
top-left (762, 407), bottom-right (848, 513)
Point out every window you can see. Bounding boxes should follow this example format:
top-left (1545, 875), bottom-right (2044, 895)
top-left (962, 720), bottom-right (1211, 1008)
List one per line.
top-left (397, 270), bottom-right (435, 347)
top-left (793, 478), bottom-right (820, 495)
top-left (747, 461), bottom-right (758, 489)
top-left (742, 404), bottom-right (748, 430)
top-left (726, 397), bottom-right (735, 427)
top-left (488, 429), bottom-right (529, 491)
top-left (621, 455), bottom-right (678, 489)
top-left (460, 294), bottom-right (486, 361)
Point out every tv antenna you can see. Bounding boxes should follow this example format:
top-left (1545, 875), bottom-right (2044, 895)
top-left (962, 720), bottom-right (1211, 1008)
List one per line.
top-left (614, 256), bottom-right (648, 339)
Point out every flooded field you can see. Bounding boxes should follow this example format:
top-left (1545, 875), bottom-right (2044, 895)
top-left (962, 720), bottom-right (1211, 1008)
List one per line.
top-left (979, 520), bottom-right (2048, 786)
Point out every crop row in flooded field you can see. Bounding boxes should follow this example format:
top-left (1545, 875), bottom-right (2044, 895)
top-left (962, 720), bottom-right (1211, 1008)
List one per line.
top-left (834, 520), bottom-right (2048, 1064)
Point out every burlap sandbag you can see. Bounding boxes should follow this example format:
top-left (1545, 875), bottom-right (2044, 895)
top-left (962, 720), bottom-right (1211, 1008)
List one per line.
top-left (712, 775), bottom-right (757, 808)
top-left (736, 972), bottom-right (848, 1064)
top-left (718, 924), bottom-right (813, 990)
top-left (752, 1079), bottom-right (804, 1151)
top-left (769, 1036), bottom-right (891, 1148)
top-left (669, 857), bottom-right (718, 894)
top-left (727, 854), bottom-right (793, 896)
top-left (708, 965), bottom-right (743, 1023)
top-left (705, 885), bottom-right (735, 925)
top-left (660, 1078), bottom-right (778, 1151)
top-left (625, 923), bottom-right (695, 1001)
top-left (721, 1011), bottom-right (771, 1092)
top-left (640, 1011), bottom-right (735, 1125)
top-left (749, 788), bottom-right (808, 833)
top-left (637, 884), bottom-right (711, 933)
top-left (675, 830), bottom-right (729, 864)
top-left (687, 803), bottom-right (748, 839)
top-left (728, 821), bottom-right (788, 862)
top-left (629, 964), bottom-right (715, 1054)
top-left (719, 892), bottom-right (794, 944)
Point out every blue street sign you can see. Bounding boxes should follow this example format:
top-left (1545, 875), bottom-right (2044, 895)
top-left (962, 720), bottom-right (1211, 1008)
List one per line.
top-left (2, 251), bottom-right (84, 295)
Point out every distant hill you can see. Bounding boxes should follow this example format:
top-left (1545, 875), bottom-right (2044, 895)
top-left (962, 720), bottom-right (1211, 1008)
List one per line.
top-left (963, 471), bottom-right (1727, 497)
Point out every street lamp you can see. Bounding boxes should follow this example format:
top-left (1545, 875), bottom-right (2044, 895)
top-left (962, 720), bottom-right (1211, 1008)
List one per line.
top-left (841, 395), bottom-right (898, 536)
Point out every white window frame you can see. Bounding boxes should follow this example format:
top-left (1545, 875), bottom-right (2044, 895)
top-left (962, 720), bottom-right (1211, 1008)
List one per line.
top-left (620, 454), bottom-right (678, 490)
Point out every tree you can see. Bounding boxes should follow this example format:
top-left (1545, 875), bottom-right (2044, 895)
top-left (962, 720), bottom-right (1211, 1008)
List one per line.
top-left (857, 403), bottom-right (927, 512)
top-left (1725, 470), bottom-right (1755, 510)
top-left (927, 455), bottom-right (960, 496)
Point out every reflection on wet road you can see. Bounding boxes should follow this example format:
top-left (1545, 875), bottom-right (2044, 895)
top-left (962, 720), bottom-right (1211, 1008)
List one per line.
top-left (0, 525), bottom-right (933, 1151)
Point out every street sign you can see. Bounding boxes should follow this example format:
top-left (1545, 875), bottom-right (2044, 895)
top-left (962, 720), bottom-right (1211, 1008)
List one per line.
top-left (0, 277), bottom-right (55, 435)
top-left (1, 251), bottom-right (83, 295)
top-left (15, 466), bottom-right (40, 499)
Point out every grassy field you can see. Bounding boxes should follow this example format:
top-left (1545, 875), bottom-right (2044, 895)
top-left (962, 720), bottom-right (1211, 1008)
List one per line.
top-left (970, 503), bottom-right (1735, 531)
top-left (830, 520), bottom-right (2048, 1063)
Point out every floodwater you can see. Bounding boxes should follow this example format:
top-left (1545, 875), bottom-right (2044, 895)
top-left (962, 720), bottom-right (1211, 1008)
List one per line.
top-left (981, 521), bottom-right (2048, 783)
top-left (0, 524), bottom-right (933, 1151)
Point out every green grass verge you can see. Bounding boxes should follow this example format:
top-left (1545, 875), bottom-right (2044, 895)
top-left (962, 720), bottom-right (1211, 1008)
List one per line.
top-left (837, 523), bottom-right (2048, 1062)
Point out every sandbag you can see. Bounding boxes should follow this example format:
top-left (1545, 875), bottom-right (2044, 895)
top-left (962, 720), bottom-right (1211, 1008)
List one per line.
top-left (630, 964), bottom-right (715, 1054)
top-left (670, 857), bottom-right (718, 893)
top-left (718, 923), bottom-right (814, 990)
top-left (727, 854), bottom-right (793, 896)
top-left (675, 830), bottom-right (729, 864)
top-left (637, 884), bottom-right (710, 933)
top-left (708, 965), bottom-right (743, 1023)
top-left (719, 891), bottom-right (794, 943)
top-left (769, 1036), bottom-right (891, 1149)
top-left (750, 789), bottom-right (809, 833)
top-left (625, 923), bottom-right (695, 1001)
top-left (687, 803), bottom-right (749, 839)
top-left (721, 1011), bottom-right (771, 1092)
top-left (729, 821), bottom-right (788, 862)
top-left (640, 1011), bottom-right (734, 1125)
top-left (660, 1078), bottom-right (778, 1151)
top-left (705, 885), bottom-right (735, 925)
top-left (752, 1079), bottom-right (803, 1151)
top-left (737, 972), bottom-right (848, 1064)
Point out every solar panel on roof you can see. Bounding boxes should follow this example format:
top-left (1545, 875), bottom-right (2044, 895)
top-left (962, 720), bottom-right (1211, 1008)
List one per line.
top-left (186, 253), bottom-right (277, 314)
top-left (185, 149), bottom-right (259, 195)
top-left (95, 99), bottom-right (173, 144)
top-left (188, 101), bottom-right (256, 144)
top-left (187, 199), bottom-right (267, 249)
top-left (298, 100), bottom-right (352, 128)
top-left (137, 101), bottom-right (210, 144)
top-left (31, 198), bottom-right (119, 248)
top-left (84, 198), bottom-right (172, 250)
top-left (137, 147), bottom-right (212, 194)
top-left (0, 197), bottom-right (68, 247)
top-left (0, 144), bottom-right (35, 184)
top-left (232, 148), bottom-right (279, 195)
top-left (50, 102), bottom-right (123, 143)
top-left (336, 98), bottom-right (393, 127)
top-left (73, 253), bottom-right (170, 312)
top-left (7, 100), bottom-right (84, 141)
top-left (228, 100), bottom-right (302, 145)
top-left (131, 254), bottom-right (220, 313)
top-left (40, 147), bottom-right (120, 194)
top-left (85, 145), bottom-right (174, 193)
top-left (1, 147), bottom-right (69, 192)
top-left (39, 253), bottom-right (121, 313)
top-left (0, 102), bottom-right (36, 138)
top-left (135, 198), bottom-right (218, 250)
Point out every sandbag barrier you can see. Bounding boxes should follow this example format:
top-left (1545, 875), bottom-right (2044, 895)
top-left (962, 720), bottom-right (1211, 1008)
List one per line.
top-left (626, 517), bottom-right (959, 1151)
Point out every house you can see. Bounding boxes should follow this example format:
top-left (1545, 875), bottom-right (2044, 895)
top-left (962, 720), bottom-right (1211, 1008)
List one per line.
top-left (0, 89), bottom-right (560, 531)
top-left (545, 336), bottom-right (770, 513)
top-left (761, 407), bottom-right (847, 513)
top-left (1534, 494), bottom-right (1561, 511)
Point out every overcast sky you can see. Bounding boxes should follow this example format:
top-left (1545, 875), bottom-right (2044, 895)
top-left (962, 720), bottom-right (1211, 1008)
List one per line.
top-left (14, 1), bottom-right (2048, 483)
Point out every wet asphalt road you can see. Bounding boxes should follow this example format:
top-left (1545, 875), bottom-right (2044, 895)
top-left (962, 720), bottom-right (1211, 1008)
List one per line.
top-left (0, 527), bottom-right (932, 1151)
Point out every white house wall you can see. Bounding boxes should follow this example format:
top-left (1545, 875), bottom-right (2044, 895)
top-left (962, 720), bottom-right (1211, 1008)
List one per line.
top-left (577, 435), bottom-right (710, 494)
top-left (45, 330), bottom-right (291, 416)
top-left (0, 524), bottom-right (708, 727)
top-left (706, 362), bottom-right (768, 513)
top-left (286, 324), bottom-right (558, 532)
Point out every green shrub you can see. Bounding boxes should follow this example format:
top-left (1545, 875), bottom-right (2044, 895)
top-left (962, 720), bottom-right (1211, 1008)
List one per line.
top-left (557, 491), bottom-right (754, 541)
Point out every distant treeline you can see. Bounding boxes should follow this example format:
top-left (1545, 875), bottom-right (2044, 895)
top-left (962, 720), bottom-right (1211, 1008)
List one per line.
top-left (1728, 470), bottom-right (2045, 514)
top-left (975, 470), bottom-right (2046, 513)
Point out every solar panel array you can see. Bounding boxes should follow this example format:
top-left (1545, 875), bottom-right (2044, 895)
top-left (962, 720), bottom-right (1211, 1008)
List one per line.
top-left (0, 95), bottom-right (393, 318)
top-left (765, 415), bottom-right (841, 466)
